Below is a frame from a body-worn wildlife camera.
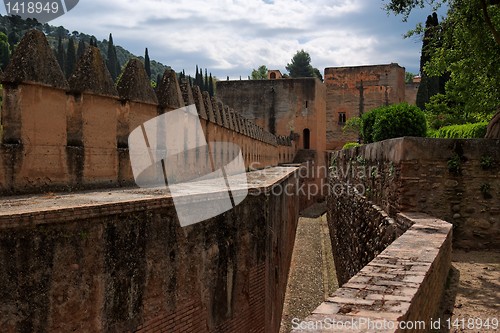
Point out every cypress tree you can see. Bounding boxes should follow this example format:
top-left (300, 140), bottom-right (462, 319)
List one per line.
top-left (107, 33), bottom-right (119, 81)
top-left (416, 13), bottom-right (445, 110)
top-left (77, 39), bottom-right (86, 60)
top-left (56, 36), bottom-right (65, 71)
top-left (199, 67), bottom-right (204, 87)
top-left (145, 47), bottom-right (151, 79)
top-left (0, 32), bottom-right (10, 70)
top-left (204, 68), bottom-right (209, 92)
top-left (65, 37), bottom-right (76, 78)
top-left (195, 65), bottom-right (199, 86)
top-left (209, 73), bottom-right (214, 97)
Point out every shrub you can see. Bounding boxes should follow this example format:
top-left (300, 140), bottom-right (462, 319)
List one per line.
top-left (362, 103), bottom-right (427, 143)
top-left (431, 122), bottom-right (488, 139)
top-left (342, 142), bottom-right (361, 150)
top-left (360, 107), bottom-right (382, 143)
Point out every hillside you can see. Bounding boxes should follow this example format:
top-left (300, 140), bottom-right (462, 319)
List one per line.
top-left (0, 14), bottom-right (169, 81)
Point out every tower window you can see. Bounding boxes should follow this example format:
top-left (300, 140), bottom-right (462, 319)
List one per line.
top-left (338, 112), bottom-right (346, 125)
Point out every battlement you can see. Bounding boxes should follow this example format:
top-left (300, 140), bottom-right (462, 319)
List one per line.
top-left (0, 30), bottom-right (294, 195)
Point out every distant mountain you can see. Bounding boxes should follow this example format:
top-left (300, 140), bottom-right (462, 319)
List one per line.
top-left (0, 14), bottom-right (169, 82)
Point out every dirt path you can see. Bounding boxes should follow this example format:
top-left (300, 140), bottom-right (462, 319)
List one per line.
top-left (280, 214), bottom-right (338, 332)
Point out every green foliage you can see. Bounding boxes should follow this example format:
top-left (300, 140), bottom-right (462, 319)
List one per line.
top-left (405, 72), bottom-right (417, 83)
top-left (56, 36), bottom-right (64, 71)
top-left (447, 153), bottom-right (462, 175)
top-left (480, 183), bottom-right (492, 199)
top-left (362, 103), bottom-right (427, 143)
top-left (360, 107), bottom-right (382, 143)
top-left (251, 65), bottom-right (268, 80)
top-left (0, 32), bottom-right (10, 70)
top-left (480, 155), bottom-right (494, 170)
top-left (342, 116), bottom-right (362, 134)
top-left (65, 37), bottom-right (76, 78)
top-left (431, 122), bottom-right (488, 139)
top-left (144, 48), bottom-right (151, 79)
top-left (106, 33), bottom-right (120, 81)
top-left (386, 0), bottom-right (500, 120)
top-left (416, 13), bottom-right (447, 110)
top-left (285, 49), bottom-right (322, 79)
top-left (342, 142), bottom-right (362, 150)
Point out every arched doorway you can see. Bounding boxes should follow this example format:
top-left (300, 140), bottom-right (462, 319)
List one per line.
top-left (270, 72), bottom-right (277, 79)
top-left (303, 128), bottom-right (310, 149)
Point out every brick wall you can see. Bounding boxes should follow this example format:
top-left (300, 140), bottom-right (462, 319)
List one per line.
top-left (329, 137), bottom-right (500, 250)
top-left (0, 167), bottom-right (300, 333)
top-left (324, 64), bottom-right (406, 150)
top-left (292, 213), bottom-right (452, 333)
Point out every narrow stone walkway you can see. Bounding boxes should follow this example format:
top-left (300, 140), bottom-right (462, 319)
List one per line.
top-left (280, 213), bottom-right (338, 332)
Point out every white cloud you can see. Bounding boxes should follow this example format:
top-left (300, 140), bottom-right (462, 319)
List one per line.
top-left (1, 0), bottom-right (437, 77)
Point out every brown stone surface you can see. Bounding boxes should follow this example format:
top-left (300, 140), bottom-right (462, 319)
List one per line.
top-left (0, 78), bottom-right (293, 195)
top-left (192, 86), bottom-right (208, 120)
top-left (2, 30), bottom-right (68, 89)
top-left (293, 213), bottom-right (452, 333)
top-left (330, 137), bottom-right (500, 250)
top-left (116, 58), bottom-right (158, 104)
top-left (280, 215), bottom-right (338, 333)
top-left (156, 69), bottom-right (184, 110)
top-left (179, 78), bottom-right (195, 106)
top-left (0, 167), bottom-right (301, 333)
top-left (324, 64), bottom-right (406, 150)
top-left (68, 46), bottom-right (118, 97)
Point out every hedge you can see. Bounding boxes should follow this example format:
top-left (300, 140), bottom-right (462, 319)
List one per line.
top-left (431, 122), bottom-right (488, 139)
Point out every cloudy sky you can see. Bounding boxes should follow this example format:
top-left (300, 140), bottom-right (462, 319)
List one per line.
top-left (3, 0), bottom-right (446, 79)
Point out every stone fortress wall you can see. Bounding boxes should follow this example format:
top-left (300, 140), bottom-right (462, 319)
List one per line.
top-left (0, 30), bottom-right (295, 196)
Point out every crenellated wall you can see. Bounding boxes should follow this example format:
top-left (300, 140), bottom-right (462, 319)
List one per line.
top-left (0, 30), bottom-right (294, 195)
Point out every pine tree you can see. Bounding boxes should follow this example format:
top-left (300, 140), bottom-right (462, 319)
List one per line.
top-left (56, 36), bottom-right (65, 71)
top-left (144, 47), bottom-right (151, 79)
top-left (77, 39), bottom-right (86, 60)
top-left (89, 36), bottom-right (97, 47)
top-left (209, 73), bottom-right (214, 97)
top-left (65, 37), bottom-right (76, 78)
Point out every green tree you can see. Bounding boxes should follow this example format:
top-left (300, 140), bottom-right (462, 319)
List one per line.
top-left (204, 68), bottom-right (209, 92)
top-left (405, 72), bottom-right (417, 83)
top-left (250, 65), bottom-right (268, 80)
top-left (56, 36), bottom-right (65, 71)
top-left (65, 37), bottom-right (76, 78)
top-left (285, 49), bottom-right (322, 79)
top-left (145, 48), bottom-right (151, 79)
top-left (106, 33), bottom-right (120, 81)
top-left (0, 32), bottom-right (10, 70)
top-left (416, 13), bottom-right (444, 110)
top-left (385, 0), bottom-right (500, 138)
top-left (77, 39), bottom-right (86, 60)
top-left (209, 73), bottom-right (214, 96)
